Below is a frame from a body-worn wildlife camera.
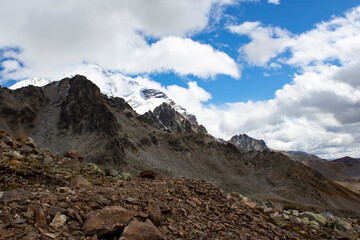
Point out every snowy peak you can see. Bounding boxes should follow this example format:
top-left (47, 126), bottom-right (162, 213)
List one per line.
top-left (9, 65), bottom-right (197, 123)
top-left (9, 78), bottom-right (52, 89)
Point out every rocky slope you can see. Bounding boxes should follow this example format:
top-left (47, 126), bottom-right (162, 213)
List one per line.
top-left (1, 132), bottom-right (359, 239)
top-left (304, 157), bottom-right (360, 183)
top-left (285, 151), bottom-right (325, 163)
top-left (1, 75), bottom-right (360, 217)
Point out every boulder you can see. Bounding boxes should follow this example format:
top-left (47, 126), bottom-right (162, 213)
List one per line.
top-left (64, 150), bottom-right (84, 161)
top-left (299, 212), bottom-right (327, 227)
top-left (82, 206), bottom-right (133, 237)
top-left (25, 137), bottom-right (37, 148)
top-left (335, 219), bottom-right (353, 231)
top-left (2, 136), bottom-right (13, 146)
top-left (34, 207), bottom-right (47, 227)
top-left (119, 219), bottom-right (166, 240)
top-left (148, 202), bottom-right (162, 226)
top-left (139, 170), bottom-right (157, 179)
top-left (69, 176), bottom-right (91, 188)
top-left (0, 188), bottom-right (32, 202)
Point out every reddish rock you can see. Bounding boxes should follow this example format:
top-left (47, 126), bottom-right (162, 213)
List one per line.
top-left (148, 202), bottom-right (162, 226)
top-left (82, 206), bottom-right (133, 237)
top-left (119, 219), bottom-right (166, 240)
top-left (0, 188), bottom-right (32, 202)
top-left (65, 150), bottom-right (84, 161)
top-left (34, 207), bottom-right (47, 227)
top-left (69, 175), bottom-right (91, 188)
top-left (139, 170), bottom-right (157, 179)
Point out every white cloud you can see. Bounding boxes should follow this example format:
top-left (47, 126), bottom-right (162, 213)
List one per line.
top-left (166, 6), bottom-right (360, 159)
top-left (228, 22), bottom-right (292, 66)
top-left (0, 0), bottom-right (238, 81)
top-left (1, 60), bottom-right (20, 73)
top-left (268, 0), bottom-right (280, 5)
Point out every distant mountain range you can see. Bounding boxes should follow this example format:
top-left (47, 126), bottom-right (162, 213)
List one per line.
top-left (2, 75), bottom-right (360, 216)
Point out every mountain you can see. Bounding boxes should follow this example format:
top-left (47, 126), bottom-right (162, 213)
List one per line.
top-left (305, 156), bottom-right (360, 183)
top-left (9, 65), bottom-right (198, 123)
top-left (2, 75), bottom-right (360, 216)
top-left (283, 151), bottom-right (326, 163)
top-left (222, 134), bottom-right (269, 152)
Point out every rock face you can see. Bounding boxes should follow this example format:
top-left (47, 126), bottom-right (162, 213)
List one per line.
top-left (2, 76), bottom-right (360, 216)
top-left (139, 102), bottom-right (207, 134)
top-left (226, 134), bottom-right (269, 152)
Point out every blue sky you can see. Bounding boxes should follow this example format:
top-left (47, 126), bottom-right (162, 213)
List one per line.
top-left (1, 0), bottom-right (360, 158)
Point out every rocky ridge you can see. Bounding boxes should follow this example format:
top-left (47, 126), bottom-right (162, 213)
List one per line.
top-left (1, 132), bottom-right (360, 239)
top-left (224, 134), bottom-right (270, 152)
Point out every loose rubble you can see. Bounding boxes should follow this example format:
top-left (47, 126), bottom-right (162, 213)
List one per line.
top-left (1, 131), bottom-right (359, 239)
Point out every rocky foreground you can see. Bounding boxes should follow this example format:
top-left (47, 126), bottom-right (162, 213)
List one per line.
top-left (1, 131), bottom-right (360, 240)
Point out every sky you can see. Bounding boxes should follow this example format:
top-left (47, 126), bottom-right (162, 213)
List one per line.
top-left (0, 0), bottom-right (360, 159)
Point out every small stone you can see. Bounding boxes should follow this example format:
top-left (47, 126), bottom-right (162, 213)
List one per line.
top-left (119, 219), bottom-right (166, 240)
top-left (42, 232), bottom-right (56, 239)
top-left (292, 210), bottom-right (299, 217)
top-left (50, 212), bottom-right (66, 228)
top-left (48, 206), bottom-right (67, 216)
top-left (3, 136), bottom-right (13, 145)
top-left (5, 150), bottom-right (23, 160)
top-left (335, 219), bottom-right (353, 231)
top-left (192, 198), bottom-right (202, 206)
top-left (57, 187), bottom-right (70, 193)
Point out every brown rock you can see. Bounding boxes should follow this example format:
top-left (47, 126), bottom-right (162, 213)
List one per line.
top-left (34, 207), bottom-right (47, 227)
top-left (82, 206), bottom-right (133, 237)
top-left (139, 170), bottom-right (157, 179)
top-left (148, 202), bottom-right (162, 226)
top-left (49, 212), bottom-right (66, 228)
top-left (25, 137), bottom-right (37, 148)
top-left (69, 175), bottom-right (91, 188)
top-left (0, 228), bottom-right (15, 239)
top-left (0, 188), bottom-right (32, 202)
top-left (65, 150), bottom-right (84, 161)
top-left (0, 214), bottom-right (12, 226)
top-left (119, 219), bottom-right (166, 240)
top-left (48, 206), bottom-right (67, 216)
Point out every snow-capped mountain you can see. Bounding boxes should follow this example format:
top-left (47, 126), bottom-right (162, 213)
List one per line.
top-left (9, 65), bottom-right (197, 122)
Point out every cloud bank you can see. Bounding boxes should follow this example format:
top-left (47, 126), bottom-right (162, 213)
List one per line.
top-left (0, 0), bottom-right (239, 81)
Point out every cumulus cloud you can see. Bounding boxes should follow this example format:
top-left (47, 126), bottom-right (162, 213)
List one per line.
top-left (228, 22), bottom-right (292, 66)
top-left (0, 0), bottom-right (239, 81)
top-left (166, 6), bottom-right (360, 159)
top-left (268, 0), bottom-right (280, 5)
